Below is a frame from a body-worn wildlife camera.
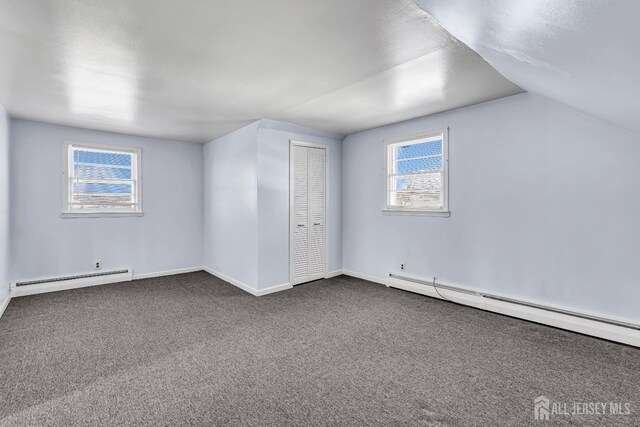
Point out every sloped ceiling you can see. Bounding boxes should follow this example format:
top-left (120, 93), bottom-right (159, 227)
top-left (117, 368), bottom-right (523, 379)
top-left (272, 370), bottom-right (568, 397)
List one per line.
top-left (414, 0), bottom-right (640, 134)
top-left (0, 0), bottom-right (521, 143)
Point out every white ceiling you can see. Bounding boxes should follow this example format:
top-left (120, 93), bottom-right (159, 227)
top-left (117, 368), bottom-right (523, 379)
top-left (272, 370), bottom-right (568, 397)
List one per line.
top-left (414, 0), bottom-right (640, 135)
top-left (0, 0), bottom-right (521, 143)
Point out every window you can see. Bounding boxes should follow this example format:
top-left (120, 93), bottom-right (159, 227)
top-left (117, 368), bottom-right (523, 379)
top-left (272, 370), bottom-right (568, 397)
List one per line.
top-left (384, 129), bottom-right (449, 216)
top-left (62, 142), bottom-right (142, 217)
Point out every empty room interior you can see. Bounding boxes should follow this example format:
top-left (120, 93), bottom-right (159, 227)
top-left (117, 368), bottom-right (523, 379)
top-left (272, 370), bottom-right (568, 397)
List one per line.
top-left (1, 1), bottom-right (639, 425)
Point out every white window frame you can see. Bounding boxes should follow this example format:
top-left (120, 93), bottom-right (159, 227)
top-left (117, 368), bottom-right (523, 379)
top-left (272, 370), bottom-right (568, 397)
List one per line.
top-left (383, 128), bottom-right (450, 217)
top-left (61, 141), bottom-right (143, 218)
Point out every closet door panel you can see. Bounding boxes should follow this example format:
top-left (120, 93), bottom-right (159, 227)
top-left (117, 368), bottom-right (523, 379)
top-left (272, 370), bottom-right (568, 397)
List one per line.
top-left (308, 147), bottom-right (326, 279)
top-left (292, 145), bottom-right (309, 283)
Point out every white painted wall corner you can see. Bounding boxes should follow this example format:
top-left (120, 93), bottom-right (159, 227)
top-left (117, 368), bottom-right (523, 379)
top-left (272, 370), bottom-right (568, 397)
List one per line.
top-left (257, 282), bottom-right (292, 296)
top-left (133, 266), bottom-right (203, 280)
top-left (343, 270), bottom-right (389, 287)
top-left (0, 293), bottom-right (10, 320)
top-left (203, 268), bottom-right (295, 297)
top-left (326, 269), bottom-right (343, 278)
top-left (203, 267), bottom-right (259, 296)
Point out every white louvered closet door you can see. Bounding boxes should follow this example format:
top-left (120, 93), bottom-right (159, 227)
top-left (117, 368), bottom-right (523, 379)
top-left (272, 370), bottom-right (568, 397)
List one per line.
top-left (291, 144), bottom-right (326, 285)
top-left (292, 145), bottom-right (309, 284)
top-left (307, 147), bottom-right (326, 280)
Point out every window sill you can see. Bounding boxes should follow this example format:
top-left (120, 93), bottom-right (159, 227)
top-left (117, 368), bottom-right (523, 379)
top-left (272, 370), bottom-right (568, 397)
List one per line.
top-left (382, 209), bottom-right (450, 218)
top-left (61, 212), bottom-right (144, 219)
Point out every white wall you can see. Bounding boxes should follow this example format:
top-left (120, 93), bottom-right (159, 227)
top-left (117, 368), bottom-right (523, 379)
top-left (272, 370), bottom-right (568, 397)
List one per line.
top-left (0, 105), bottom-right (10, 299)
top-left (203, 122), bottom-right (260, 288)
top-left (343, 93), bottom-right (640, 324)
top-left (203, 119), bottom-right (343, 292)
top-left (10, 120), bottom-right (204, 281)
top-left (257, 120), bottom-right (343, 290)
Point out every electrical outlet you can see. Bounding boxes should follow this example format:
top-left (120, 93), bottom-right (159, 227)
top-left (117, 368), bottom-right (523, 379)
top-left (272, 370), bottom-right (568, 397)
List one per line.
top-left (95, 261), bottom-right (101, 270)
top-left (400, 263), bottom-right (405, 270)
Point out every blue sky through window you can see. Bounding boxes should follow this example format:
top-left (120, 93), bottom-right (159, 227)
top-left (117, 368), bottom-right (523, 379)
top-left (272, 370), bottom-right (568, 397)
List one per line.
top-left (387, 134), bottom-right (446, 210)
top-left (74, 164), bottom-right (132, 180)
top-left (396, 139), bottom-right (442, 159)
top-left (74, 150), bottom-right (132, 166)
top-left (397, 157), bottom-right (442, 174)
top-left (73, 183), bottom-right (132, 194)
top-left (73, 148), bottom-right (134, 195)
top-left (395, 139), bottom-right (443, 175)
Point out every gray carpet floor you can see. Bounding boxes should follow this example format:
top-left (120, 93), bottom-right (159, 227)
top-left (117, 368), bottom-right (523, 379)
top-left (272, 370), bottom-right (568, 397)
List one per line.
top-left (0, 272), bottom-right (638, 426)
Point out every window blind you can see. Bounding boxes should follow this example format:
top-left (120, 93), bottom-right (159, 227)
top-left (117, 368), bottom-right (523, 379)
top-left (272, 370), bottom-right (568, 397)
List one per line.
top-left (65, 143), bottom-right (140, 212)
top-left (386, 133), bottom-right (446, 211)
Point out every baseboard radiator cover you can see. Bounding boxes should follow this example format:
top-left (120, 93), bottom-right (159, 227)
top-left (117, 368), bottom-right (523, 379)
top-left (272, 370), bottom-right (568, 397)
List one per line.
top-left (15, 270), bottom-right (131, 287)
top-left (387, 273), bottom-right (640, 347)
top-left (12, 269), bottom-right (133, 297)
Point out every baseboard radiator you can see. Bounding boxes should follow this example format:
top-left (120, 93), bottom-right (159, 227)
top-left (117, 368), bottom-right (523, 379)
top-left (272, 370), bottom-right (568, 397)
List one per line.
top-left (12, 269), bottom-right (133, 297)
top-left (387, 273), bottom-right (640, 347)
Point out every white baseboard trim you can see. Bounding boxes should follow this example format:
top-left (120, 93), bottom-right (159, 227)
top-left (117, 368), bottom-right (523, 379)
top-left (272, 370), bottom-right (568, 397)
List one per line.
top-left (202, 268), bottom-right (296, 297)
top-left (347, 270), bottom-right (640, 348)
top-left (0, 292), bottom-right (10, 320)
top-left (257, 282), bottom-right (292, 296)
top-left (203, 267), bottom-right (258, 296)
top-left (133, 266), bottom-right (203, 280)
top-left (342, 270), bottom-right (390, 287)
top-left (325, 269), bottom-right (343, 278)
